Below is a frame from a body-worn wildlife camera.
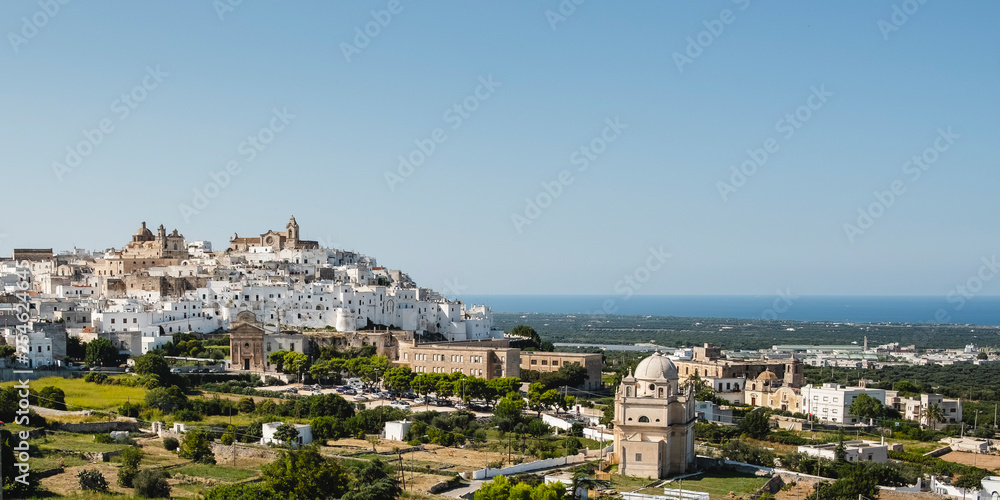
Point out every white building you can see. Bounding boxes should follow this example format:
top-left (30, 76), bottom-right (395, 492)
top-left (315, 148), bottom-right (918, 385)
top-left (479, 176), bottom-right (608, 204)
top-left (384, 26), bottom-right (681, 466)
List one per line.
top-left (260, 422), bottom-right (312, 447)
top-left (384, 420), bottom-right (412, 442)
top-left (801, 384), bottom-right (886, 424)
top-left (797, 440), bottom-right (888, 463)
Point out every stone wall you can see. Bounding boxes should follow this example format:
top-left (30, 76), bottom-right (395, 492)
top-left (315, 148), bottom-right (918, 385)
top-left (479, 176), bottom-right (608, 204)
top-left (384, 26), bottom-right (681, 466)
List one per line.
top-left (210, 442), bottom-right (280, 460)
top-left (58, 421), bottom-right (139, 433)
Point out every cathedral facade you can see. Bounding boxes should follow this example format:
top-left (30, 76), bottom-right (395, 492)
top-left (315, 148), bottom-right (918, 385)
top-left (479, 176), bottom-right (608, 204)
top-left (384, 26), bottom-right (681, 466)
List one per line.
top-left (228, 216), bottom-right (320, 252)
top-left (613, 352), bottom-right (697, 479)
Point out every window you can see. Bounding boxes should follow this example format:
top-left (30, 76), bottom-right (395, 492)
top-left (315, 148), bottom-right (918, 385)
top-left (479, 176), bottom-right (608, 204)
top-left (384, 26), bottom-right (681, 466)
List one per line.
top-left (635, 453), bottom-right (642, 462)
top-left (530, 359), bottom-right (537, 365)
top-left (638, 416), bottom-right (649, 423)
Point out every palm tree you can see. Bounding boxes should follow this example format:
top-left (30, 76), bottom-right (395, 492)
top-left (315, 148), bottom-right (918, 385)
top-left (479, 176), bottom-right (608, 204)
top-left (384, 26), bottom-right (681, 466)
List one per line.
top-left (921, 403), bottom-right (945, 430)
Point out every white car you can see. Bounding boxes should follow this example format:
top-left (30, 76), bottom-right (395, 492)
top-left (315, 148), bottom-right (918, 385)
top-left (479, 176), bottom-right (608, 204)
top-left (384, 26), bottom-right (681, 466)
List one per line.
top-left (414, 398), bottom-right (426, 405)
top-left (354, 395), bottom-right (369, 402)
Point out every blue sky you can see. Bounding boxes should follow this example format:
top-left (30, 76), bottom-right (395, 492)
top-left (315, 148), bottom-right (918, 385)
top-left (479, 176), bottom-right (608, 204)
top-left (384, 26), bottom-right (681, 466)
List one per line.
top-left (1, 1), bottom-right (998, 297)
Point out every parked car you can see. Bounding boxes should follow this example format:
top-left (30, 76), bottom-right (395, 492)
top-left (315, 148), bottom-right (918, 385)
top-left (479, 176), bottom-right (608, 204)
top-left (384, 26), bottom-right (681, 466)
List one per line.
top-left (435, 399), bottom-right (451, 407)
top-left (311, 390), bottom-right (323, 396)
top-left (414, 398), bottom-right (426, 405)
top-left (403, 392), bottom-right (417, 400)
top-left (455, 404), bottom-right (468, 410)
top-left (354, 395), bottom-right (369, 402)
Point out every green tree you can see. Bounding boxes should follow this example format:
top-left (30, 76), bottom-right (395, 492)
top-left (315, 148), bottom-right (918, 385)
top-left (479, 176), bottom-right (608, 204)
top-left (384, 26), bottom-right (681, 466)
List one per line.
top-left (269, 350), bottom-right (289, 371)
top-left (77, 469), bottom-right (109, 491)
top-left (237, 397), bottom-right (256, 414)
top-left (805, 463), bottom-right (878, 500)
top-left (133, 469), bottom-right (171, 498)
top-left (144, 385), bottom-right (188, 414)
top-left (202, 482), bottom-right (274, 500)
top-left (738, 408), bottom-right (772, 439)
top-left (921, 403), bottom-right (946, 430)
top-left (493, 394), bottom-right (526, 431)
top-left (382, 366), bottom-right (414, 392)
top-left (261, 446), bottom-right (349, 500)
top-left (283, 351), bottom-right (311, 381)
top-left (510, 325), bottom-right (541, 346)
top-left (953, 469), bottom-right (988, 498)
top-left (178, 429), bottom-right (216, 464)
top-left (848, 393), bottom-right (885, 425)
top-left (84, 338), bottom-right (119, 367)
top-left (116, 446), bottom-right (143, 487)
top-left (135, 352), bottom-right (170, 379)
top-left (36, 386), bottom-right (66, 410)
top-left (274, 423), bottom-right (301, 447)
top-left (342, 459), bottom-right (401, 500)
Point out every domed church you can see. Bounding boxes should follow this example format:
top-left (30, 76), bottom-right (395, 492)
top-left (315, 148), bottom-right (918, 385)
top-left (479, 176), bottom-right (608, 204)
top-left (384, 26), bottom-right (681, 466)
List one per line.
top-left (612, 351), bottom-right (697, 478)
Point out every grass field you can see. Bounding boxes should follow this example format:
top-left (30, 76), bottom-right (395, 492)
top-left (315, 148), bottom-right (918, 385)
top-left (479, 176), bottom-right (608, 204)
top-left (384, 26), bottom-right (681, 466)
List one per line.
top-left (32, 431), bottom-right (129, 453)
top-left (174, 463), bottom-right (261, 481)
top-left (2, 376), bottom-right (147, 410)
top-left (644, 470), bottom-right (769, 500)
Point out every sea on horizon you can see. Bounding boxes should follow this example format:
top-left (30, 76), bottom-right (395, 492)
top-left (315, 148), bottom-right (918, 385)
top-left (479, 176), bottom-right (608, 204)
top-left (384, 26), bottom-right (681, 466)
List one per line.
top-left (454, 295), bottom-right (1000, 327)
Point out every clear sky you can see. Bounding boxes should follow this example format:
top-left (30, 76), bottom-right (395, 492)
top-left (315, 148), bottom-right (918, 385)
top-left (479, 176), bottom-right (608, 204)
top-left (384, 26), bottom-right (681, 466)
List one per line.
top-left (1, 1), bottom-right (998, 297)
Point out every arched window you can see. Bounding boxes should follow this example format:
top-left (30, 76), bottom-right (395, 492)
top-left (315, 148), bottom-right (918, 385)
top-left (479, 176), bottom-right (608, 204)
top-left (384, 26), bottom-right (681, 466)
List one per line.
top-left (658, 387), bottom-right (664, 398)
top-left (626, 387), bottom-right (632, 397)
top-left (638, 416), bottom-right (649, 423)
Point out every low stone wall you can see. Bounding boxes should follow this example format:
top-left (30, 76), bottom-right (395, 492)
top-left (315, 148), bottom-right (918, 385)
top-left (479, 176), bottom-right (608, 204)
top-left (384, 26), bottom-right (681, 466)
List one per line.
top-left (753, 475), bottom-right (784, 498)
top-left (377, 445), bottom-right (424, 455)
top-left (210, 442), bottom-right (280, 460)
top-left (58, 421), bottom-right (139, 433)
top-left (83, 450), bottom-right (122, 463)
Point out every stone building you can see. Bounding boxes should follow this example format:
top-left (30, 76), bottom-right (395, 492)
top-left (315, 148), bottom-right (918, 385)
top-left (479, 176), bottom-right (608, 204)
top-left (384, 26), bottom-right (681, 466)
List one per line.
top-left (228, 216), bottom-right (319, 252)
top-left (396, 339), bottom-right (520, 379)
top-left (743, 369), bottom-right (803, 413)
top-left (229, 311), bottom-right (308, 372)
top-left (612, 352), bottom-right (696, 479)
top-left (94, 222), bottom-right (189, 277)
top-left (520, 351), bottom-right (603, 390)
top-left (674, 343), bottom-right (803, 405)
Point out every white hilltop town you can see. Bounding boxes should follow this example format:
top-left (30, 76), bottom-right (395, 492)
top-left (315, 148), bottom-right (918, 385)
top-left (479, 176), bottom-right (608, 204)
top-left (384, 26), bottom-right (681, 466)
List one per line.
top-left (0, 216), bottom-right (503, 362)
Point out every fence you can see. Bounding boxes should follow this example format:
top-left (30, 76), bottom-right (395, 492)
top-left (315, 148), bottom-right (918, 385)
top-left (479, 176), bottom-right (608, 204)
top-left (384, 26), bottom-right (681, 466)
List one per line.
top-left (621, 490), bottom-right (710, 500)
top-left (466, 453), bottom-right (588, 480)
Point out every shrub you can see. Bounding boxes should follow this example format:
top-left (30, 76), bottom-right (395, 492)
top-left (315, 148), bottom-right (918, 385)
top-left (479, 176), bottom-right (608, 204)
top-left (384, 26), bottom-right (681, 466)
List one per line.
top-left (172, 408), bottom-right (203, 422)
top-left (178, 429), bottom-right (216, 464)
top-left (163, 437), bottom-right (179, 451)
top-left (119, 401), bottom-right (142, 418)
top-left (77, 469), bottom-right (109, 491)
top-left (117, 446), bottom-right (143, 487)
top-left (94, 433), bottom-right (113, 444)
top-left (133, 469), bottom-right (171, 498)
top-left (84, 371), bottom-right (108, 384)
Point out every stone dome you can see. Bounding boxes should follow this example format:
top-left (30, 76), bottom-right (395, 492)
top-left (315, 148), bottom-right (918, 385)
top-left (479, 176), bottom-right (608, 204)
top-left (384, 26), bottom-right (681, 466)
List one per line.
top-left (633, 351), bottom-right (678, 381)
top-left (755, 369), bottom-right (778, 382)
